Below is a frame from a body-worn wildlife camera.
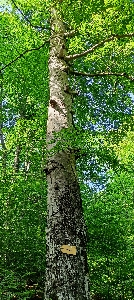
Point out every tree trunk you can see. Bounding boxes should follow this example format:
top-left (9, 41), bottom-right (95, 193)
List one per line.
top-left (0, 75), bottom-right (7, 176)
top-left (44, 7), bottom-right (90, 300)
top-left (13, 144), bottom-right (21, 173)
top-left (0, 123), bottom-right (6, 175)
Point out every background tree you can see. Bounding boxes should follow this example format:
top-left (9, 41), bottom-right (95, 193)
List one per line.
top-left (0, 0), bottom-right (134, 299)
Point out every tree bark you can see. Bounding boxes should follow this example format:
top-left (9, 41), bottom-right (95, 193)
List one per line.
top-left (13, 144), bottom-right (21, 173)
top-left (0, 74), bottom-right (7, 176)
top-left (44, 7), bottom-right (90, 300)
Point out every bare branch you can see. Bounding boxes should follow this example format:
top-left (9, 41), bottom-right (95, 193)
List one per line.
top-left (0, 41), bottom-right (49, 72)
top-left (70, 70), bottom-right (134, 81)
top-left (65, 33), bottom-right (134, 61)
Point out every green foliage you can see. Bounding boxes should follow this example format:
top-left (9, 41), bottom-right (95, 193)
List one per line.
top-left (82, 129), bottom-right (134, 299)
top-left (0, 0), bottom-right (134, 299)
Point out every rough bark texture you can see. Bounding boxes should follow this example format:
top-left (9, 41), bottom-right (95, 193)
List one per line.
top-left (44, 8), bottom-right (90, 300)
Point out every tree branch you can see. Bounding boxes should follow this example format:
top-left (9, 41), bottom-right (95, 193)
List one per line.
top-left (11, 0), bottom-right (50, 30)
top-left (70, 70), bottom-right (134, 81)
top-left (64, 30), bottom-right (77, 38)
top-left (65, 33), bottom-right (134, 61)
top-left (0, 41), bottom-right (49, 72)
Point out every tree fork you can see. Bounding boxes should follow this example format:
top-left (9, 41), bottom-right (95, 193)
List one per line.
top-left (44, 7), bottom-right (90, 300)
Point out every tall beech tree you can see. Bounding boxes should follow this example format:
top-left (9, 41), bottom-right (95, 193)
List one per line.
top-left (0, 0), bottom-right (134, 299)
top-left (44, 7), bottom-right (90, 300)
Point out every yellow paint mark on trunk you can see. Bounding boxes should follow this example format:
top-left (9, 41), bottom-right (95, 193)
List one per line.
top-left (60, 245), bottom-right (76, 255)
